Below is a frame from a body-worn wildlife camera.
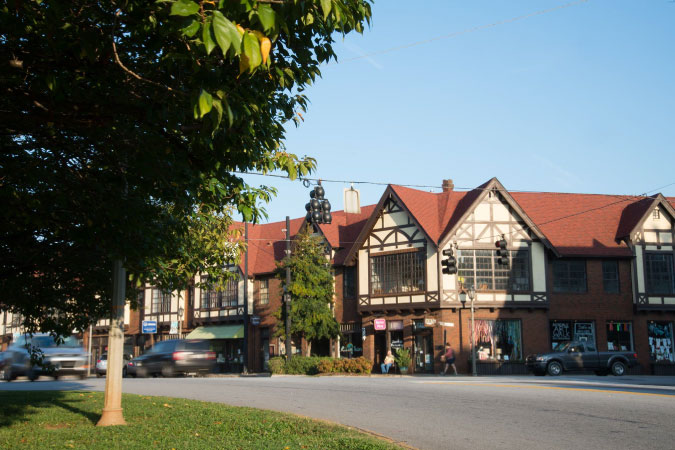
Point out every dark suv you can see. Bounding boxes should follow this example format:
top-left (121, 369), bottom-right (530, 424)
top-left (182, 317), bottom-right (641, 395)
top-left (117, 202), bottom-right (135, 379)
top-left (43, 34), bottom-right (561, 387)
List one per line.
top-left (126, 339), bottom-right (215, 377)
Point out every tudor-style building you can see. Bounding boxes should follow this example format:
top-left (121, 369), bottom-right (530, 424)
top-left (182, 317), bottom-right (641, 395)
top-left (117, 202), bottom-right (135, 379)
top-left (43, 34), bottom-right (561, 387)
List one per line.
top-left (3, 177), bottom-right (675, 376)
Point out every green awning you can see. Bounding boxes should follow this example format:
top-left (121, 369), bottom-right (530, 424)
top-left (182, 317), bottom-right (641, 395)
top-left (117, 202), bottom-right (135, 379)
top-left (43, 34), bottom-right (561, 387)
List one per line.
top-left (186, 325), bottom-right (244, 340)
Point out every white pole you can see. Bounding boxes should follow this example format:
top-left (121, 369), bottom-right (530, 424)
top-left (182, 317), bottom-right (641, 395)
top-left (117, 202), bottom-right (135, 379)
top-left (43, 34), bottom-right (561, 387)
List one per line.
top-left (87, 324), bottom-right (93, 378)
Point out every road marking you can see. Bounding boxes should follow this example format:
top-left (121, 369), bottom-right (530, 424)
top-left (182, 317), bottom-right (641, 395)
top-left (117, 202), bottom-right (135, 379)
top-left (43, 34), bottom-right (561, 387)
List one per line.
top-left (422, 381), bottom-right (675, 398)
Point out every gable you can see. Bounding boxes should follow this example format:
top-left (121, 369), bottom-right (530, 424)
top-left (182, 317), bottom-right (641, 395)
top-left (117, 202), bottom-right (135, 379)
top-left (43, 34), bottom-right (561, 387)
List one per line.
top-left (365, 197), bottom-right (427, 254)
top-left (634, 204), bottom-right (674, 246)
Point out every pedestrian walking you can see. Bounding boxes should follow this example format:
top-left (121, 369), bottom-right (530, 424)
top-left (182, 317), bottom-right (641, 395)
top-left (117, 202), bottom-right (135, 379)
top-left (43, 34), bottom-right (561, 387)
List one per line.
top-left (442, 344), bottom-right (457, 375)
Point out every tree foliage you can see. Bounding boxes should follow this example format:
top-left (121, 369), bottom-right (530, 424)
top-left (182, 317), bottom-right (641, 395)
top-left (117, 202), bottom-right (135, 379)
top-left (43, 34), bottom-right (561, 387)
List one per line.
top-left (275, 227), bottom-right (339, 356)
top-left (0, 0), bottom-right (372, 335)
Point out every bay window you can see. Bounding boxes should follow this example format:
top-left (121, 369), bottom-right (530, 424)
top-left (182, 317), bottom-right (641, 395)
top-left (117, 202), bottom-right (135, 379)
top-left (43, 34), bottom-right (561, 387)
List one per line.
top-left (370, 250), bottom-right (425, 295)
top-left (457, 249), bottom-right (529, 291)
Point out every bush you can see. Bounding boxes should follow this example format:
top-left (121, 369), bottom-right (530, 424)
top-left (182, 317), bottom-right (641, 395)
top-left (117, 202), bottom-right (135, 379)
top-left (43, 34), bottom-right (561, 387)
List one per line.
top-left (268, 357), bottom-right (286, 375)
top-left (316, 357), bottom-right (373, 375)
top-left (284, 356), bottom-right (327, 375)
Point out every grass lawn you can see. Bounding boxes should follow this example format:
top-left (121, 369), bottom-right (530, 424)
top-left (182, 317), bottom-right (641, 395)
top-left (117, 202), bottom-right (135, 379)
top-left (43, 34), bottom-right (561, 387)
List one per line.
top-left (0, 391), bottom-right (404, 449)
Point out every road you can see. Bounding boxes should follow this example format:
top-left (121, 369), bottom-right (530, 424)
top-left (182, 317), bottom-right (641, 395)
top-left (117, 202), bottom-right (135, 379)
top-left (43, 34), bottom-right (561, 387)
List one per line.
top-left (3, 374), bottom-right (675, 450)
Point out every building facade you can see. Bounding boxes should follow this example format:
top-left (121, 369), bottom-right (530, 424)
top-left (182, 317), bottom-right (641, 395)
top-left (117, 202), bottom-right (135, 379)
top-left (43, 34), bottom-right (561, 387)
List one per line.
top-left (3, 178), bottom-right (675, 375)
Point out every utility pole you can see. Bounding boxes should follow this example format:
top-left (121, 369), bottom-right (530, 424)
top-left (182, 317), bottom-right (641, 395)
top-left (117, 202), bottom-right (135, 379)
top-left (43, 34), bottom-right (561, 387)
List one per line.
top-left (97, 259), bottom-right (127, 426)
top-left (242, 221), bottom-right (249, 374)
top-left (284, 216), bottom-right (292, 360)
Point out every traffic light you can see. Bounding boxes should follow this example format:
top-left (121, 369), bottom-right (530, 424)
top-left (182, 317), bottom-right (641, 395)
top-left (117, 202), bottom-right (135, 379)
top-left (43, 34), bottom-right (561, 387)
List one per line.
top-left (495, 238), bottom-right (508, 266)
top-left (305, 185), bottom-right (332, 224)
top-left (441, 248), bottom-right (457, 275)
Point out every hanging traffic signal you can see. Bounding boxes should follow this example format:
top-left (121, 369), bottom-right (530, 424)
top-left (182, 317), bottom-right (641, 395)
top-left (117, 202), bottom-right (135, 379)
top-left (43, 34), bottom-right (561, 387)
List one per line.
top-left (441, 248), bottom-right (457, 275)
top-left (495, 238), bottom-right (509, 266)
top-left (306, 185), bottom-right (332, 224)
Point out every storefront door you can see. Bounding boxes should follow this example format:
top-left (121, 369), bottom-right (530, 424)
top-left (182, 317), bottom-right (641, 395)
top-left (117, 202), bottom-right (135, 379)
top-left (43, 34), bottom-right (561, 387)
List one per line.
top-left (375, 332), bottom-right (387, 372)
top-left (414, 332), bottom-right (434, 373)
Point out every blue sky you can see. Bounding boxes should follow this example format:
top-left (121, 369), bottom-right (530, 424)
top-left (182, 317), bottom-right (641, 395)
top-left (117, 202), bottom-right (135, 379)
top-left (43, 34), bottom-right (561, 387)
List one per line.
top-left (241, 0), bottom-right (675, 223)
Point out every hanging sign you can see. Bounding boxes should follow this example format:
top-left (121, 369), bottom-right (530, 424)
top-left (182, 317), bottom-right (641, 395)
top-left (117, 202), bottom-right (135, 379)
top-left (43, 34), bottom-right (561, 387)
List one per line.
top-left (169, 321), bottom-right (178, 335)
top-left (373, 318), bottom-right (386, 331)
top-left (424, 318), bottom-right (437, 327)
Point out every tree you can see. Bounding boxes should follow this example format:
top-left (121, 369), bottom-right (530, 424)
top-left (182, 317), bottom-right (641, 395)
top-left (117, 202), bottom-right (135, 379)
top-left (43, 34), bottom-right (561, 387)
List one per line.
top-left (275, 227), bottom-right (339, 356)
top-left (1, 0), bottom-right (372, 426)
top-left (0, 0), bottom-right (372, 334)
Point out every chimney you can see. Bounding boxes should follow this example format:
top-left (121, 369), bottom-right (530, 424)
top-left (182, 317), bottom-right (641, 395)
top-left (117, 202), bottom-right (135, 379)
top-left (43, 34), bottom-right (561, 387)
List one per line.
top-left (442, 179), bottom-right (454, 192)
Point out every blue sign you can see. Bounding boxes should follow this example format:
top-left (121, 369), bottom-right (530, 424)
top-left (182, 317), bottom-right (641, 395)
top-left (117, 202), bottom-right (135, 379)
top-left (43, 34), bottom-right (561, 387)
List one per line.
top-left (142, 320), bottom-right (157, 334)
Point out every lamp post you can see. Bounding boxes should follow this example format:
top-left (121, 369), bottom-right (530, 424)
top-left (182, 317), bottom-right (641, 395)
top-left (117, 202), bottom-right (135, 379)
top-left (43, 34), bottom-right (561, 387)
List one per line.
top-left (461, 285), bottom-right (477, 377)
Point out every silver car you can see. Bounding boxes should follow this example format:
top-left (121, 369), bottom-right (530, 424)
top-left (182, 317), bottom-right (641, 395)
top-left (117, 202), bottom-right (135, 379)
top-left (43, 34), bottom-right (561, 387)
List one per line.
top-left (2, 334), bottom-right (88, 381)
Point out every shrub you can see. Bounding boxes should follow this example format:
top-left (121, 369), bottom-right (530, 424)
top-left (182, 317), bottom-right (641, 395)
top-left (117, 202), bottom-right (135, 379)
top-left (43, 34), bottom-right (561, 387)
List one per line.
top-left (284, 356), bottom-right (326, 375)
top-left (316, 357), bottom-right (373, 375)
top-left (395, 348), bottom-right (411, 368)
top-left (268, 357), bottom-right (286, 375)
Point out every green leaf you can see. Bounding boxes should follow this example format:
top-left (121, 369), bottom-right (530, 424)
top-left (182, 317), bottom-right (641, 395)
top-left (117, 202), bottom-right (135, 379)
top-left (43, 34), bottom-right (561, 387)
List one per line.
top-left (170, 0), bottom-right (200, 17)
top-left (212, 11), bottom-right (241, 56)
top-left (257, 4), bottom-right (276, 32)
top-left (242, 31), bottom-right (262, 71)
top-left (320, 0), bottom-right (332, 21)
top-left (182, 20), bottom-right (200, 37)
top-left (198, 89), bottom-right (213, 118)
top-left (202, 19), bottom-right (216, 55)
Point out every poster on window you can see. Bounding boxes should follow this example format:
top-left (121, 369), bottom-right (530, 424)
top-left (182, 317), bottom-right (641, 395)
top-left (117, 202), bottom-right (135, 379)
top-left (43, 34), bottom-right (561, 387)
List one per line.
top-left (648, 322), bottom-right (674, 363)
top-left (474, 320), bottom-right (522, 361)
top-left (574, 322), bottom-right (595, 343)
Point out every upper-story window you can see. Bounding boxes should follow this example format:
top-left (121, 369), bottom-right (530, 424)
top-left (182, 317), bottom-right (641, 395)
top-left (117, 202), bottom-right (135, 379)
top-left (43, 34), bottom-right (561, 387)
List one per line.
top-left (343, 266), bottom-right (356, 299)
top-left (457, 249), bottom-right (529, 292)
top-left (258, 279), bottom-right (269, 305)
top-left (602, 260), bottom-right (620, 293)
top-left (645, 253), bottom-right (675, 294)
top-left (653, 209), bottom-right (660, 220)
top-left (553, 260), bottom-right (587, 293)
top-left (370, 250), bottom-right (425, 295)
top-left (200, 276), bottom-right (238, 309)
top-left (151, 289), bottom-right (172, 313)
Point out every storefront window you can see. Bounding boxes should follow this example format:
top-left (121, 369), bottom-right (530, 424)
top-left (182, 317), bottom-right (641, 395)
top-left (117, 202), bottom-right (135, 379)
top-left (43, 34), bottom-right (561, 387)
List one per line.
top-left (339, 333), bottom-right (363, 358)
top-left (473, 319), bottom-right (522, 361)
top-left (606, 321), bottom-right (633, 351)
top-left (648, 321), bottom-right (674, 363)
top-left (550, 321), bottom-right (596, 349)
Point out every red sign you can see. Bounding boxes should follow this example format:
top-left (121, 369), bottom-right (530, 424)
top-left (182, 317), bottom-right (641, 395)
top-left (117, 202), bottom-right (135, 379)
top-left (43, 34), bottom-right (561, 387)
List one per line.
top-left (374, 318), bottom-right (386, 331)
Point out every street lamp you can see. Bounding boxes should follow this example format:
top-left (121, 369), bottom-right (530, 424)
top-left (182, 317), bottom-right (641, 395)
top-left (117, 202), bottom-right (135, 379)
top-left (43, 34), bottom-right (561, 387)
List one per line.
top-left (460, 285), bottom-right (477, 377)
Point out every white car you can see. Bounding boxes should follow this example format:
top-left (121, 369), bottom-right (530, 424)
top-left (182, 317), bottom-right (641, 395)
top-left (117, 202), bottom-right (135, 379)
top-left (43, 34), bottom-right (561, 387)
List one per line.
top-left (2, 334), bottom-right (88, 381)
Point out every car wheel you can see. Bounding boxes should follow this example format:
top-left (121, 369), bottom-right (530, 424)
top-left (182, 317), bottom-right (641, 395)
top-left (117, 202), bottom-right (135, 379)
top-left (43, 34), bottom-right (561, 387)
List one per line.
top-left (3, 367), bottom-right (13, 382)
top-left (27, 368), bottom-right (39, 382)
top-left (547, 361), bottom-right (563, 376)
top-left (611, 361), bottom-right (626, 376)
top-left (161, 364), bottom-right (174, 378)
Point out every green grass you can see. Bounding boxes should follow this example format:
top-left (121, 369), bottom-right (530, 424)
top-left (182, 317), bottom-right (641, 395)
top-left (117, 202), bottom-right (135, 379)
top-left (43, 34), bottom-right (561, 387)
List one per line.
top-left (0, 391), bottom-right (404, 449)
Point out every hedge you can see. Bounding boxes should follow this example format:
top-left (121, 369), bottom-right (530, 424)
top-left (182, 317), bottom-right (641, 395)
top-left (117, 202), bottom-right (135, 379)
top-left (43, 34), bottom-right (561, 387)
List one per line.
top-left (268, 356), bottom-right (373, 375)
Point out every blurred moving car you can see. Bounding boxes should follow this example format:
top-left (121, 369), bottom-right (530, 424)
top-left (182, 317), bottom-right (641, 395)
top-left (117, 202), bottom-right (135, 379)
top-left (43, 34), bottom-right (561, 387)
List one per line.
top-left (2, 334), bottom-right (88, 381)
top-left (95, 353), bottom-right (132, 378)
top-left (0, 351), bottom-right (8, 379)
top-left (126, 339), bottom-right (215, 378)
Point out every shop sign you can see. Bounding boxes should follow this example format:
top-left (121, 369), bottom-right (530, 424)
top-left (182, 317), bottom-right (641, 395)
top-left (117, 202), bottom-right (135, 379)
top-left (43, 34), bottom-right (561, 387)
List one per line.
top-left (142, 320), bottom-right (157, 334)
top-left (374, 318), bottom-right (386, 331)
top-left (250, 315), bottom-right (260, 326)
top-left (388, 320), bottom-right (404, 330)
top-left (424, 318), bottom-right (437, 327)
top-left (439, 322), bottom-right (455, 327)
top-left (169, 321), bottom-right (178, 335)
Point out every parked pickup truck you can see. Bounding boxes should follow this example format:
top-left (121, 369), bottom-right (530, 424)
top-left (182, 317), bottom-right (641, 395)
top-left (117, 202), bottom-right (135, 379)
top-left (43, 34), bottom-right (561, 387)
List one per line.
top-left (525, 341), bottom-right (638, 376)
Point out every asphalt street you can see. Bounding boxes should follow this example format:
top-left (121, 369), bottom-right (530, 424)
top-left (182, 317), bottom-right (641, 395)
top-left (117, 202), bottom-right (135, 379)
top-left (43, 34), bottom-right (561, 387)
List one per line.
top-left (3, 374), bottom-right (675, 450)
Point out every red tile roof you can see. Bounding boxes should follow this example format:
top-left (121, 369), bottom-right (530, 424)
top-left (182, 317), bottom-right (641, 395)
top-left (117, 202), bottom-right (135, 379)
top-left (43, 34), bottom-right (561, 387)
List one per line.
top-left (236, 182), bottom-right (672, 275)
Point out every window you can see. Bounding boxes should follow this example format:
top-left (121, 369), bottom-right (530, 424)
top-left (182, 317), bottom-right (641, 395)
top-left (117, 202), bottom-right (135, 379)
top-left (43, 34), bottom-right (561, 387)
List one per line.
top-left (653, 209), bottom-right (660, 220)
top-left (606, 321), bottom-right (633, 351)
top-left (552, 260), bottom-right (587, 293)
top-left (645, 253), bottom-right (675, 294)
top-left (473, 319), bottom-right (522, 361)
top-left (151, 289), bottom-right (172, 313)
top-left (550, 321), bottom-right (596, 350)
top-left (602, 260), bottom-right (620, 293)
top-left (457, 249), bottom-right (529, 291)
top-left (343, 266), bottom-right (356, 299)
top-left (200, 276), bottom-right (238, 309)
top-left (259, 279), bottom-right (269, 305)
top-left (648, 321), bottom-right (674, 362)
top-left (370, 250), bottom-right (425, 295)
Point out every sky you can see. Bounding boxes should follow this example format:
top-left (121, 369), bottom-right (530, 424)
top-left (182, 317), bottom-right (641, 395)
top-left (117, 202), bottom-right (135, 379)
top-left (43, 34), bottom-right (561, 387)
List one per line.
top-left (240, 0), bottom-right (675, 224)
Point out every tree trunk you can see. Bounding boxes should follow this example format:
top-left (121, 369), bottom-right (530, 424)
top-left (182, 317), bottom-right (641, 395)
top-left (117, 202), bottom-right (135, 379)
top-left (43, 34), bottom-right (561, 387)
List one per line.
top-left (306, 341), bottom-right (312, 357)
